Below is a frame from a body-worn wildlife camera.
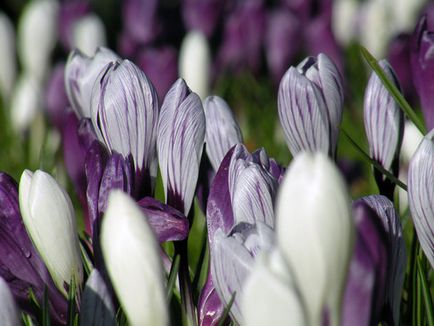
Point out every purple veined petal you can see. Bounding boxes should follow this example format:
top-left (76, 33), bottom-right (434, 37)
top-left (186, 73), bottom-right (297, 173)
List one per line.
top-left (408, 129), bottom-right (434, 267)
top-left (358, 195), bottom-right (406, 325)
top-left (232, 164), bottom-right (277, 228)
top-left (410, 14), bottom-right (434, 130)
top-left (206, 147), bottom-right (236, 245)
top-left (277, 66), bottom-right (330, 156)
top-left (137, 197), bottom-right (189, 242)
top-left (269, 158), bottom-right (286, 183)
top-left (296, 53), bottom-right (344, 155)
top-left (227, 144), bottom-right (252, 202)
top-left (0, 173), bottom-right (67, 324)
top-left (364, 59), bottom-right (404, 172)
top-left (211, 222), bottom-right (274, 324)
top-left (198, 271), bottom-right (225, 326)
top-left (157, 78), bottom-right (205, 215)
top-left (343, 201), bottom-right (388, 326)
top-left (85, 140), bottom-right (109, 234)
top-left (181, 0), bottom-right (223, 37)
top-left (65, 47), bottom-right (120, 119)
top-left (77, 117), bottom-right (98, 150)
top-left (122, 0), bottom-right (158, 44)
top-left (204, 96), bottom-right (243, 171)
top-left (45, 63), bottom-right (68, 130)
top-left (97, 152), bottom-right (134, 217)
top-left (91, 59), bottom-right (159, 197)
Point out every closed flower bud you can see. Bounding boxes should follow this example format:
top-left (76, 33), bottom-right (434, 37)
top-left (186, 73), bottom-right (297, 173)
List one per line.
top-left (19, 170), bottom-right (83, 294)
top-left (72, 14), bottom-right (106, 57)
top-left (204, 96), bottom-right (242, 171)
top-left (0, 12), bottom-right (16, 102)
top-left (278, 53), bottom-right (344, 157)
top-left (179, 31), bottom-right (211, 100)
top-left (101, 191), bottom-right (168, 326)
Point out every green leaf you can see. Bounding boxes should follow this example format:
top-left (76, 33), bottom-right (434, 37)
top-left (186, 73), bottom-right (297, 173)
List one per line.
top-left (67, 277), bottom-right (77, 326)
top-left (42, 286), bottom-right (50, 326)
top-left (192, 224), bottom-right (208, 296)
top-left (79, 240), bottom-right (94, 277)
top-left (341, 129), bottom-right (407, 191)
top-left (218, 292), bottom-right (236, 326)
top-left (167, 254), bottom-right (181, 302)
top-left (360, 46), bottom-right (426, 134)
top-left (22, 313), bottom-right (35, 326)
top-left (416, 256), bottom-right (434, 326)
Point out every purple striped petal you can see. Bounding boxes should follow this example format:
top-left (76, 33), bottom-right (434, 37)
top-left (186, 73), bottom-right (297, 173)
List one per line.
top-left (358, 195), bottom-right (406, 324)
top-left (65, 47), bottom-right (120, 119)
top-left (277, 66), bottom-right (330, 156)
top-left (198, 272), bottom-right (225, 326)
top-left (408, 130), bottom-right (434, 267)
top-left (364, 60), bottom-right (404, 172)
top-left (343, 201), bottom-right (388, 326)
top-left (157, 78), bottom-right (205, 215)
top-left (0, 173), bottom-right (67, 324)
top-left (91, 59), bottom-right (159, 197)
top-left (204, 96), bottom-right (243, 171)
top-left (410, 14), bottom-right (434, 130)
top-left (137, 197), bottom-right (189, 242)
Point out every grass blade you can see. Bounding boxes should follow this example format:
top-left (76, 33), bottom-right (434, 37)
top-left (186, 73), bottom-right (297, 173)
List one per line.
top-left (416, 256), bottom-right (434, 326)
top-left (42, 287), bottom-right (50, 326)
top-left (167, 254), bottom-right (181, 302)
top-left (67, 277), bottom-right (77, 326)
top-left (192, 224), bottom-right (208, 295)
top-left (360, 46), bottom-right (426, 134)
top-left (218, 292), bottom-right (236, 326)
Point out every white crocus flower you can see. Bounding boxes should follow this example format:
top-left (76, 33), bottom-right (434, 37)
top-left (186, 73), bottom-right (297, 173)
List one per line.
top-left (179, 30), bottom-right (211, 100)
top-left (19, 170), bottom-right (83, 295)
top-left (0, 12), bottom-right (16, 102)
top-left (0, 277), bottom-right (20, 326)
top-left (101, 191), bottom-right (168, 326)
top-left (72, 14), bottom-right (107, 57)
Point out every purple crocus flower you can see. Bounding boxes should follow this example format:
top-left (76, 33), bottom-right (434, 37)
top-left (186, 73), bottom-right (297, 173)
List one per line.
top-left (157, 78), bottom-right (205, 215)
top-left (45, 63), bottom-right (69, 130)
top-left (181, 0), bottom-right (223, 37)
top-left (411, 13), bottom-right (434, 130)
top-left (0, 173), bottom-right (67, 324)
top-left (278, 53), bottom-right (344, 157)
top-left (200, 144), bottom-right (280, 324)
top-left (90, 59), bottom-right (159, 197)
top-left (122, 0), bottom-right (159, 45)
top-left (342, 201), bottom-right (388, 326)
top-left (408, 130), bottom-right (434, 268)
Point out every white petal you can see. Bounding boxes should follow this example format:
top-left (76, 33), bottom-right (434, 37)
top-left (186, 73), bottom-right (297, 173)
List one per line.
top-left (101, 191), bottom-right (168, 326)
top-left (0, 278), bottom-right (20, 326)
top-left (72, 14), bottom-right (106, 57)
top-left (276, 152), bottom-right (354, 325)
top-left (0, 12), bottom-right (16, 101)
top-left (401, 121), bottom-right (423, 164)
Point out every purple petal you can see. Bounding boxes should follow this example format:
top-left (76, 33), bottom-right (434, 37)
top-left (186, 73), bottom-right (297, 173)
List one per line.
top-left (157, 78), bottom-right (205, 215)
top-left (138, 197), bottom-right (189, 242)
top-left (182, 0), bottom-right (222, 37)
top-left (364, 60), bottom-right (404, 171)
top-left (122, 0), bottom-right (158, 44)
top-left (45, 63), bottom-right (68, 130)
top-left (198, 271), bottom-right (225, 326)
top-left (358, 195), bottom-right (406, 324)
top-left (408, 130), bottom-right (434, 267)
top-left (91, 59), bottom-right (159, 197)
top-left (204, 96), bottom-right (243, 171)
top-left (342, 201), bottom-right (388, 326)
top-left (411, 14), bottom-right (434, 130)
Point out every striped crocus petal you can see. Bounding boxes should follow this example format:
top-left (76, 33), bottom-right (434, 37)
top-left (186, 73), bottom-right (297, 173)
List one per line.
top-left (197, 272), bottom-right (225, 326)
top-left (408, 129), bottom-right (434, 267)
top-left (297, 53), bottom-right (344, 153)
top-left (342, 201), bottom-right (388, 326)
top-left (359, 195), bottom-right (406, 324)
top-left (276, 152), bottom-right (354, 325)
top-left (65, 47), bottom-right (120, 119)
top-left (91, 59), bottom-right (159, 197)
top-left (204, 96), bottom-right (243, 171)
top-left (277, 66), bottom-right (330, 156)
top-left (157, 78), bottom-right (205, 215)
top-left (211, 222), bottom-right (274, 324)
top-left (232, 164), bottom-right (277, 227)
top-left (80, 269), bottom-right (116, 326)
top-left (364, 59), bottom-right (403, 171)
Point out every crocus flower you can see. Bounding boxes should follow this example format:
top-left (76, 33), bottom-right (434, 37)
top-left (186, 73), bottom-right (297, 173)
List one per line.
top-left (80, 269), bottom-right (116, 326)
top-left (0, 172), bottom-right (67, 323)
top-left (71, 14), bottom-right (107, 57)
top-left (408, 129), bottom-right (434, 267)
top-left (181, 0), bottom-right (222, 37)
top-left (64, 47), bottom-right (120, 119)
top-left (58, 0), bottom-right (90, 51)
top-left (203, 96), bottom-right (243, 171)
top-left (17, 0), bottom-right (59, 80)
top-left (157, 78), bottom-right (205, 215)
top-left (101, 191), bottom-right (168, 326)
top-left (19, 170), bottom-right (83, 294)
top-left (0, 277), bottom-right (20, 326)
top-left (275, 152), bottom-right (354, 325)
top-left (90, 59), bottom-right (159, 197)
top-left (179, 31), bottom-right (211, 100)
top-left (278, 53), bottom-right (344, 157)
top-left (411, 13), bottom-right (434, 130)
top-left (0, 12), bottom-right (16, 102)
